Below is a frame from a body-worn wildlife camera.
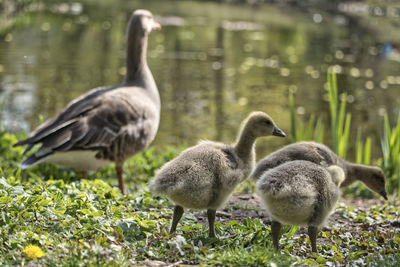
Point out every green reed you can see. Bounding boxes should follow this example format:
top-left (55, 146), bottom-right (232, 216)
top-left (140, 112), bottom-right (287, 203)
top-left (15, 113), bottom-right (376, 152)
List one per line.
top-left (328, 71), bottom-right (351, 159)
top-left (289, 90), bottom-right (324, 143)
top-left (381, 112), bottom-right (400, 195)
top-left (355, 128), bottom-right (372, 165)
top-left (289, 72), bottom-right (351, 157)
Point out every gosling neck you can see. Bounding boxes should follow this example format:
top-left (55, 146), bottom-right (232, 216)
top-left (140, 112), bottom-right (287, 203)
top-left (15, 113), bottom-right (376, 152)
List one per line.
top-left (345, 162), bottom-right (374, 185)
top-left (124, 27), bottom-right (149, 85)
top-left (233, 126), bottom-right (257, 162)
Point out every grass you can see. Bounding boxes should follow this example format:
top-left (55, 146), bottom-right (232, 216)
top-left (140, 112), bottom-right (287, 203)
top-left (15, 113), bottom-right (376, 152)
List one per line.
top-left (355, 128), bottom-right (372, 165)
top-left (1, 130), bottom-right (400, 266)
top-left (289, 90), bottom-right (324, 143)
top-left (289, 71), bottom-right (353, 159)
top-left (381, 112), bottom-right (400, 195)
top-left (327, 72), bottom-right (352, 159)
top-left (0, 131), bottom-right (297, 266)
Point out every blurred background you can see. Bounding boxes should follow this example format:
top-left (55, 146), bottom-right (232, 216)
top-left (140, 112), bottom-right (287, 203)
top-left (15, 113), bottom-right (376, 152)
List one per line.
top-left (1, 0), bottom-right (400, 160)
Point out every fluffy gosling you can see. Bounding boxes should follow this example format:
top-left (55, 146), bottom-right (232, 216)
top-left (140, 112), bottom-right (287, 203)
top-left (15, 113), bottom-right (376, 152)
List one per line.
top-left (149, 111), bottom-right (286, 237)
top-left (256, 160), bottom-right (345, 253)
top-left (251, 141), bottom-right (387, 199)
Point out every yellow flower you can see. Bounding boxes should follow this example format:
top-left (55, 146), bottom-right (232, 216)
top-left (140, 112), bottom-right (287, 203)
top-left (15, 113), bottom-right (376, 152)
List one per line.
top-left (24, 245), bottom-right (45, 259)
top-left (77, 193), bottom-right (87, 198)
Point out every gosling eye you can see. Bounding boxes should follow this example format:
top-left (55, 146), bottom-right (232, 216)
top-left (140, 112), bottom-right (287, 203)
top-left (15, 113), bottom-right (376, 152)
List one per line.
top-left (265, 120), bottom-right (272, 125)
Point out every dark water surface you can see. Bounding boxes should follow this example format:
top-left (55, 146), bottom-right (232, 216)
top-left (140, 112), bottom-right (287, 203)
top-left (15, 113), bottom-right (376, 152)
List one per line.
top-left (1, 0), bottom-right (400, 159)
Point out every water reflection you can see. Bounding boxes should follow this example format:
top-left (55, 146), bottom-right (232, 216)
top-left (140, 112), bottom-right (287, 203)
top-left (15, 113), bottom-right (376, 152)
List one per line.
top-left (1, 0), bottom-right (400, 160)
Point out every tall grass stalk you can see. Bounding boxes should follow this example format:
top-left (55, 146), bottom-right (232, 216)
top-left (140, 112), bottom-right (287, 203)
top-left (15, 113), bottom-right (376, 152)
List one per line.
top-left (289, 91), bottom-right (324, 143)
top-left (381, 113), bottom-right (400, 195)
top-left (289, 91), bottom-right (297, 142)
top-left (328, 71), bottom-right (351, 159)
top-left (355, 128), bottom-right (372, 165)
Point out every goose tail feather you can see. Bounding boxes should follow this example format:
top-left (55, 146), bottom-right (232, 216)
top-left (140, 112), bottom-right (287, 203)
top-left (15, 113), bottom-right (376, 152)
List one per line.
top-left (18, 150), bottom-right (52, 169)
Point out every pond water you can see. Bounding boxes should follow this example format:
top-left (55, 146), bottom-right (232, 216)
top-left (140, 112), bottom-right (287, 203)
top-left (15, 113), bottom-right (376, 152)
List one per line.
top-left (1, 0), bottom-right (400, 160)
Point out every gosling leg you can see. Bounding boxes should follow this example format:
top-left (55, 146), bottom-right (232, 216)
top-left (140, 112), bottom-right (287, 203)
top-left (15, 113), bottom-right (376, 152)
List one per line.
top-left (170, 205), bottom-right (184, 235)
top-left (207, 209), bottom-right (217, 238)
top-left (116, 164), bottom-right (126, 195)
top-left (81, 171), bottom-right (87, 179)
top-left (271, 220), bottom-right (282, 251)
top-left (308, 225), bottom-right (318, 253)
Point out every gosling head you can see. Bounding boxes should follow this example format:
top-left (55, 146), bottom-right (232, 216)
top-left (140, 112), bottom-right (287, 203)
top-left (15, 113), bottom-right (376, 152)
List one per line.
top-left (244, 111), bottom-right (286, 138)
top-left (327, 165), bottom-right (345, 187)
top-left (130, 9), bottom-right (161, 35)
top-left (364, 166), bottom-right (387, 200)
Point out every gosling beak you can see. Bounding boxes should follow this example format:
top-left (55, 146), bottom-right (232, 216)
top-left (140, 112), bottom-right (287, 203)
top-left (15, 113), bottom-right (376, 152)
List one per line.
top-left (380, 190), bottom-right (388, 200)
top-left (272, 126), bottom-right (286, 137)
top-left (152, 21), bottom-right (161, 30)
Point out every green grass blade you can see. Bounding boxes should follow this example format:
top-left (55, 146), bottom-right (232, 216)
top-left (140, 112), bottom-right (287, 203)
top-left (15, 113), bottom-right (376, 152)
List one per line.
top-left (356, 128), bottom-right (363, 164)
top-left (289, 91), bottom-right (297, 142)
top-left (297, 120), bottom-right (304, 142)
top-left (328, 71), bottom-right (338, 152)
top-left (314, 117), bottom-right (324, 143)
top-left (381, 115), bottom-right (391, 166)
top-left (337, 93), bottom-right (347, 144)
top-left (363, 137), bottom-right (372, 165)
top-left (305, 114), bottom-right (315, 140)
top-left (391, 113), bottom-right (400, 148)
top-left (384, 114), bottom-right (392, 148)
top-left (339, 113), bottom-right (351, 159)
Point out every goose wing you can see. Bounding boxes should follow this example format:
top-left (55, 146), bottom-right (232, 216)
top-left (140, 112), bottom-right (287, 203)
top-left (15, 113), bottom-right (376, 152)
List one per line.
top-left (14, 86), bottom-right (155, 165)
top-left (14, 86), bottom-right (116, 149)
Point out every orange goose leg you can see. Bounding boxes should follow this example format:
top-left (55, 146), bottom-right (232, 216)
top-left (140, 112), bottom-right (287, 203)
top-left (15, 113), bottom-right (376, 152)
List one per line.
top-left (81, 171), bottom-right (87, 179)
top-left (116, 164), bottom-right (126, 195)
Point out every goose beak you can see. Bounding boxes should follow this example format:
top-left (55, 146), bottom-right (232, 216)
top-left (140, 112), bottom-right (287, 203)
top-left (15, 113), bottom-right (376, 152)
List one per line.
top-left (152, 21), bottom-right (161, 30)
top-left (380, 190), bottom-right (388, 200)
top-left (272, 126), bottom-right (286, 137)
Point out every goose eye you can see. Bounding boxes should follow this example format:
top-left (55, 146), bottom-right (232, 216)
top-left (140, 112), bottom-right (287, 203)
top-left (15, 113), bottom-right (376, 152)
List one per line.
top-left (266, 120), bottom-right (271, 125)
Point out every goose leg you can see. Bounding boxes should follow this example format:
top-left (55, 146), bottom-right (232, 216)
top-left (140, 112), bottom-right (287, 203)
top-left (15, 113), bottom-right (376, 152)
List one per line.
top-left (116, 164), bottom-right (126, 195)
top-left (271, 220), bottom-right (282, 251)
top-left (170, 205), bottom-right (184, 235)
top-left (207, 209), bottom-right (217, 238)
top-left (81, 171), bottom-right (87, 179)
top-left (308, 226), bottom-right (318, 253)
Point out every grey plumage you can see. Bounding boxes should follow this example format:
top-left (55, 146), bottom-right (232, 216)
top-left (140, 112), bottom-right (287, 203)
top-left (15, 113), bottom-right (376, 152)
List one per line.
top-left (150, 141), bottom-right (243, 210)
top-left (251, 141), bottom-right (387, 199)
top-left (256, 160), bottom-right (345, 252)
top-left (149, 111), bottom-right (286, 237)
top-left (13, 10), bottom-right (161, 194)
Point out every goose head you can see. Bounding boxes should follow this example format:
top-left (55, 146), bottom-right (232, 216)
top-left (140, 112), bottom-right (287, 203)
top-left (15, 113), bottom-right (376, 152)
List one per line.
top-left (244, 111), bottom-right (286, 138)
top-left (130, 9), bottom-right (161, 34)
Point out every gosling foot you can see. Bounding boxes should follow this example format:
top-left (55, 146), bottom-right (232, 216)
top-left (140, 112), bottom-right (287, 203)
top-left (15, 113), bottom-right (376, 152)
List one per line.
top-left (170, 205), bottom-right (184, 235)
top-left (207, 209), bottom-right (217, 238)
top-left (308, 225), bottom-right (318, 253)
top-left (271, 220), bottom-right (282, 251)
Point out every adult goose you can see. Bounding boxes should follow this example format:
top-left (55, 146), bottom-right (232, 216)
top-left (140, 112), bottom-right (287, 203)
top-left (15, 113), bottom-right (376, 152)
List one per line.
top-left (14, 9), bottom-right (161, 194)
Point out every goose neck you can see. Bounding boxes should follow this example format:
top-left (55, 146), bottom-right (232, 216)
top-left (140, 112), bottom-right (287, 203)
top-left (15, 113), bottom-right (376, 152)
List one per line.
top-left (124, 29), bottom-right (149, 84)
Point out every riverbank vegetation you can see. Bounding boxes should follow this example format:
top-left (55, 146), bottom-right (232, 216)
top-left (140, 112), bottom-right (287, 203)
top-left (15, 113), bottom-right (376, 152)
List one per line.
top-left (1, 0), bottom-right (400, 265)
top-left (0, 130), bottom-right (399, 266)
top-left (1, 74), bottom-right (399, 266)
